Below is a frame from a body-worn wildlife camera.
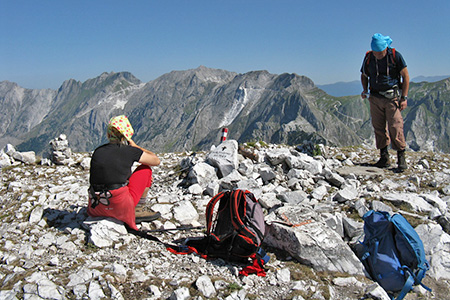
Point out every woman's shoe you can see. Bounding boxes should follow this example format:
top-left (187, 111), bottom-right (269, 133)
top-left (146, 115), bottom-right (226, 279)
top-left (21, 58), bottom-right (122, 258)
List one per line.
top-left (135, 210), bottom-right (161, 223)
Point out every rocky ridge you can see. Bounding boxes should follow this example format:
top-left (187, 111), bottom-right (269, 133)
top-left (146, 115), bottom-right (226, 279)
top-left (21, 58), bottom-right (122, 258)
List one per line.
top-left (1, 138), bottom-right (450, 299)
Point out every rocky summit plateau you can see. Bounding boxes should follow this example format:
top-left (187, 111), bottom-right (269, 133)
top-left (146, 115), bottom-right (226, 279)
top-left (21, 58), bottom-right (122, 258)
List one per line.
top-left (1, 136), bottom-right (450, 300)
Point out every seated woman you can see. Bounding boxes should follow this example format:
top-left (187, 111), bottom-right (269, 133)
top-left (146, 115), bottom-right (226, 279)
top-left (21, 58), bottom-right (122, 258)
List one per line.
top-left (88, 115), bottom-right (160, 230)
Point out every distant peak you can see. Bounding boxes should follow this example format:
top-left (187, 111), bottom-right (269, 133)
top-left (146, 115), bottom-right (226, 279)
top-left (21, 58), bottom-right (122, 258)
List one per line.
top-left (98, 71), bottom-right (115, 78)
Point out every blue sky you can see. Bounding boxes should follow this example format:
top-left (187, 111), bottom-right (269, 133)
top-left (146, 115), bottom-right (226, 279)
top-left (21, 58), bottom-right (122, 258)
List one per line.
top-left (1, 0), bottom-right (449, 90)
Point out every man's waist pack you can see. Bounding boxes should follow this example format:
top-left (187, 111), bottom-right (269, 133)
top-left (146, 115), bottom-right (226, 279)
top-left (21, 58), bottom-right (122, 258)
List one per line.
top-left (378, 85), bottom-right (401, 100)
top-left (360, 210), bottom-right (431, 300)
top-left (186, 189), bottom-right (267, 263)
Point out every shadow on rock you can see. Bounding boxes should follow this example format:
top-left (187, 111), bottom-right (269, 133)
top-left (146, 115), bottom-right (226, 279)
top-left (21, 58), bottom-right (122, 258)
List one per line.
top-left (43, 206), bottom-right (88, 232)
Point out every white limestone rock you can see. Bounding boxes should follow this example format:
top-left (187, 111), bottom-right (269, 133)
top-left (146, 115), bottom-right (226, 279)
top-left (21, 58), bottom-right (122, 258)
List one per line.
top-left (415, 223), bottom-right (450, 280)
top-left (173, 200), bottom-right (199, 225)
top-left (265, 206), bottom-right (365, 275)
top-left (206, 139), bottom-right (238, 178)
top-left (196, 275), bottom-right (216, 298)
top-left (84, 217), bottom-right (129, 248)
top-left (381, 192), bottom-right (434, 213)
top-left (187, 162), bottom-right (218, 188)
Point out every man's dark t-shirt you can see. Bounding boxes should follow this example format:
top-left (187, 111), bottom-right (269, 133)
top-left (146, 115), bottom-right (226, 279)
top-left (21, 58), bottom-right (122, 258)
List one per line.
top-left (90, 143), bottom-right (143, 185)
top-left (361, 48), bottom-right (407, 92)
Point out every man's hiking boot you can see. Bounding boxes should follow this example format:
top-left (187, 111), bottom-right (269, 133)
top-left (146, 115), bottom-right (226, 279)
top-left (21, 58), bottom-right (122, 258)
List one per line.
top-left (135, 210), bottom-right (161, 223)
top-left (373, 146), bottom-right (390, 168)
top-left (397, 150), bottom-right (407, 172)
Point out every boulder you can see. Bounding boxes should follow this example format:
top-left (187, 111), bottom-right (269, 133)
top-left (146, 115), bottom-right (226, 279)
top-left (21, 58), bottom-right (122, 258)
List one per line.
top-left (258, 192), bottom-right (282, 210)
top-left (353, 199), bottom-right (369, 217)
top-left (265, 206), bottom-right (365, 275)
top-left (265, 148), bottom-right (291, 165)
top-left (219, 169), bottom-right (245, 190)
top-left (342, 216), bottom-right (364, 239)
top-left (237, 159), bottom-right (254, 177)
top-left (277, 190), bottom-right (308, 205)
top-left (236, 178), bottom-right (262, 199)
top-left (187, 162), bottom-right (218, 188)
top-left (333, 186), bottom-right (358, 203)
top-left (0, 150), bottom-right (12, 167)
top-left (12, 150), bottom-right (36, 164)
top-left (206, 139), bottom-right (238, 178)
top-left (258, 166), bottom-right (277, 183)
top-left (204, 181), bottom-right (220, 197)
top-left (438, 214), bottom-right (450, 235)
top-left (285, 153), bottom-right (323, 175)
top-left (195, 275), bottom-right (216, 298)
top-left (311, 185), bottom-right (328, 200)
top-left (173, 201), bottom-right (199, 225)
top-left (420, 192), bottom-right (448, 213)
top-left (4, 143), bottom-right (16, 156)
top-left (83, 217), bottom-right (129, 248)
top-left (381, 193), bottom-right (434, 213)
top-left (370, 200), bottom-right (393, 213)
top-left (323, 168), bottom-right (345, 187)
top-left (2, 144), bottom-right (36, 165)
top-left (415, 223), bottom-right (450, 280)
top-left (323, 212), bottom-right (345, 238)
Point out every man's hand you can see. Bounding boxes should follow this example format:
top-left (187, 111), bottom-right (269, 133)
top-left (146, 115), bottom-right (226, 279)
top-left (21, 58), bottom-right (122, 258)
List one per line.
top-left (399, 99), bottom-right (407, 111)
top-left (361, 91), bottom-right (369, 99)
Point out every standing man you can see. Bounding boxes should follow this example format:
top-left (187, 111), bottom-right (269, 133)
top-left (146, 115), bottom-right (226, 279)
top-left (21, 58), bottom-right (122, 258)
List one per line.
top-left (361, 33), bottom-right (410, 171)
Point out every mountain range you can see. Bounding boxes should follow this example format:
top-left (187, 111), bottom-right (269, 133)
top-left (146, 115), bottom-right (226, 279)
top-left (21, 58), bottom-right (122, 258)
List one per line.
top-left (317, 75), bottom-right (450, 97)
top-left (1, 66), bottom-right (449, 154)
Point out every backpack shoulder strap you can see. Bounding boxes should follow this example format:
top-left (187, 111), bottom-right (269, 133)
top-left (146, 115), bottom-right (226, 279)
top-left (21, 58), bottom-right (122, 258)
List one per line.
top-left (230, 190), bottom-right (260, 244)
top-left (364, 51), bottom-right (372, 66)
top-left (394, 273), bottom-right (415, 300)
top-left (230, 189), bottom-right (245, 229)
top-left (390, 213), bottom-right (432, 297)
top-left (362, 51), bottom-right (372, 76)
top-left (385, 48), bottom-right (402, 83)
top-left (205, 191), bottom-right (227, 234)
top-left (388, 48), bottom-right (397, 65)
top-left (365, 49), bottom-right (396, 65)
top-left (242, 191), bottom-right (265, 242)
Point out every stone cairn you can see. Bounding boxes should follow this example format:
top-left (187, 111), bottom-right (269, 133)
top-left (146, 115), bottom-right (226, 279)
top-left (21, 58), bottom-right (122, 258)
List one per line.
top-left (48, 134), bottom-right (75, 165)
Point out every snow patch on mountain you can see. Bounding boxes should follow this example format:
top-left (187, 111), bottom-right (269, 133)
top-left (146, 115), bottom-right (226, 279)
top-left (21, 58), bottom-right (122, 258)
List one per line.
top-left (243, 87), bottom-right (265, 116)
top-left (99, 83), bottom-right (145, 109)
top-left (219, 87), bottom-right (264, 127)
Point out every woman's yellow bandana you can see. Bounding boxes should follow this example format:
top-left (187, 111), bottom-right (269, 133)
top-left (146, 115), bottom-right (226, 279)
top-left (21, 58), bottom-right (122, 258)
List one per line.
top-left (107, 115), bottom-right (134, 142)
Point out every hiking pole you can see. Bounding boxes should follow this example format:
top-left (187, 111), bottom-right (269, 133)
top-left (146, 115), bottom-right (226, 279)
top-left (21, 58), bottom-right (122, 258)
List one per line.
top-left (128, 227), bottom-right (204, 248)
top-left (157, 165), bottom-right (192, 180)
top-left (141, 226), bottom-right (205, 233)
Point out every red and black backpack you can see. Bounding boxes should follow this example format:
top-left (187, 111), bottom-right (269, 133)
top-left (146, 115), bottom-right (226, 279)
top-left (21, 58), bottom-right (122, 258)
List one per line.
top-left (363, 48), bottom-right (402, 83)
top-left (185, 189), bottom-right (266, 263)
top-left (364, 47), bottom-right (397, 66)
top-left (161, 189), bottom-right (269, 276)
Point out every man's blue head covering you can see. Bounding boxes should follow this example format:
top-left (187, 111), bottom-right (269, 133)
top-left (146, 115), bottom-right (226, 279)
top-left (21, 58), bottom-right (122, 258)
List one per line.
top-left (371, 33), bottom-right (393, 52)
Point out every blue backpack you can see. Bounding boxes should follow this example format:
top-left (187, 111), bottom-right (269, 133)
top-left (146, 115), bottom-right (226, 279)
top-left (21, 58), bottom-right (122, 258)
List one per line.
top-left (361, 210), bottom-right (431, 300)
